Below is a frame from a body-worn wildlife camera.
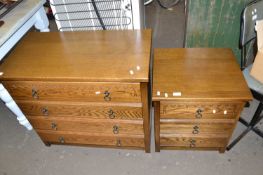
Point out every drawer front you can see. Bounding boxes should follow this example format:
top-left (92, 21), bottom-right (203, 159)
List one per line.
top-left (160, 102), bottom-right (242, 119)
top-left (17, 101), bottom-right (143, 120)
top-left (160, 136), bottom-right (227, 148)
top-left (160, 121), bottom-right (234, 135)
top-left (37, 130), bottom-right (145, 148)
top-left (2, 81), bottom-right (141, 102)
top-left (28, 117), bottom-right (144, 135)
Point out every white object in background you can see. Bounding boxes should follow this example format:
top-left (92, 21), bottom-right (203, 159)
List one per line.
top-left (0, 84), bottom-right (32, 130)
top-left (34, 7), bottom-right (50, 32)
top-left (0, 0), bottom-right (49, 61)
top-left (0, 0), bottom-right (49, 130)
top-left (50, 0), bottom-right (143, 31)
top-left (131, 0), bottom-right (143, 29)
top-left (129, 70), bottom-right (134, 75)
top-left (172, 92), bottom-right (182, 97)
top-left (144, 0), bottom-right (153, 5)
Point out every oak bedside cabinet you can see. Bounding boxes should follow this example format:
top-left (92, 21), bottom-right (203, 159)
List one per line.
top-left (0, 30), bottom-right (152, 152)
top-left (152, 48), bottom-right (252, 153)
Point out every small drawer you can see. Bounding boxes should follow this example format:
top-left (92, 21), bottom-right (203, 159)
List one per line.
top-left (160, 101), bottom-right (243, 119)
top-left (160, 120), bottom-right (234, 135)
top-left (37, 130), bottom-right (145, 148)
top-left (17, 101), bottom-right (143, 120)
top-left (2, 81), bottom-right (141, 102)
top-left (28, 117), bottom-right (144, 135)
top-left (160, 136), bottom-right (227, 148)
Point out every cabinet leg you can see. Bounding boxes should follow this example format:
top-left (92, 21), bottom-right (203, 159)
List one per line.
top-left (219, 148), bottom-right (226, 153)
top-left (44, 142), bottom-right (51, 147)
top-left (154, 101), bottom-right (160, 152)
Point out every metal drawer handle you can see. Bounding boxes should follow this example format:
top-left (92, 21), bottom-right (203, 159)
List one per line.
top-left (189, 139), bottom-right (196, 148)
top-left (195, 108), bottom-right (203, 118)
top-left (32, 89), bottom-right (39, 99)
top-left (59, 136), bottom-right (65, 144)
top-left (113, 125), bottom-right (119, 134)
top-left (190, 143), bottom-right (196, 148)
top-left (108, 109), bottom-right (115, 119)
top-left (116, 139), bottom-right (121, 147)
top-left (104, 90), bottom-right (111, 101)
top-left (192, 125), bottom-right (199, 134)
top-left (51, 122), bottom-right (57, 130)
top-left (41, 107), bottom-right (49, 116)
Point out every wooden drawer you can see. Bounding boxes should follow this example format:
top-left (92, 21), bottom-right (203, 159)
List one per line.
top-left (2, 81), bottom-right (141, 102)
top-left (160, 135), bottom-right (228, 148)
top-left (160, 101), bottom-right (242, 119)
top-left (37, 130), bottom-right (145, 148)
top-left (17, 101), bottom-right (143, 120)
top-left (28, 117), bottom-right (144, 135)
top-left (160, 120), bottom-right (234, 135)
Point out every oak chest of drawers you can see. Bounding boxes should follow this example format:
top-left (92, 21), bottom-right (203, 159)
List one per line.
top-left (152, 48), bottom-right (252, 153)
top-left (0, 30), bottom-right (152, 152)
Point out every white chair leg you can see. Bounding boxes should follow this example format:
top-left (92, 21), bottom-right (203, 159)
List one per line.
top-left (0, 84), bottom-right (32, 130)
top-left (34, 7), bottom-right (50, 32)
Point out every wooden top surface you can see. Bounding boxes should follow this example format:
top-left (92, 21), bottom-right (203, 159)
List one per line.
top-left (0, 30), bottom-right (151, 82)
top-left (152, 48), bottom-right (252, 101)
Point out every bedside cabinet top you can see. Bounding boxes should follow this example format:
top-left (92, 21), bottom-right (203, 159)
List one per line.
top-left (152, 48), bottom-right (252, 101)
top-left (0, 30), bottom-right (152, 83)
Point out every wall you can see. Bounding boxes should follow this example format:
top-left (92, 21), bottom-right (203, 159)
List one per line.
top-left (185, 0), bottom-right (252, 63)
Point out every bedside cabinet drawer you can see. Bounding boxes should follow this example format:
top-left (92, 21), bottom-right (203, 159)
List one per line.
top-left (160, 136), bottom-right (228, 148)
top-left (160, 102), bottom-right (242, 119)
top-left (2, 81), bottom-right (141, 102)
top-left (28, 117), bottom-right (144, 135)
top-left (38, 130), bottom-right (145, 148)
top-left (17, 101), bottom-right (143, 120)
top-left (160, 121), bottom-right (234, 135)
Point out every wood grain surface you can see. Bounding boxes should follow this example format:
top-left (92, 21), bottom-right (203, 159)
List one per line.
top-left (28, 117), bottom-right (144, 135)
top-left (160, 101), bottom-right (243, 119)
top-left (37, 130), bottom-right (145, 148)
top-left (152, 48), bottom-right (251, 152)
top-left (160, 121), bottom-right (233, 135)
top-left (17, 100), bottom-right (143, 120)
top-left (160, 135), bottom-right (228, 148)
top-left (2, 81), bottom-right (141, 102)
top-left (141, 82), bottom-right (151, 153)
top-left (0, 30), bottom-right (152, 152)
top-left (152, 48), bottom-right (252, 101)
top-left (0, 30), bottom-right (151, 82)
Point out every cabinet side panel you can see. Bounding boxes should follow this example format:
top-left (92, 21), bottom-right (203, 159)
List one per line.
top-left (141, 82), bottom-right (150, 153)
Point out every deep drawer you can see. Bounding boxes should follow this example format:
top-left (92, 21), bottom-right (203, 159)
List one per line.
top-left (28, 117), bottom-right (144, 135)
top-left (160, 101), bottom-right (243, 119)
top-left (37, 130), bottom-right (145, 148)
top-left (2, 81), bottom-right (141, 102)
top-left (17, 101), bottom-right (143, 120)
top-left (160, 135), bottom-right (227, 148)
top-left (160, 120), bottom-right (234, 135)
